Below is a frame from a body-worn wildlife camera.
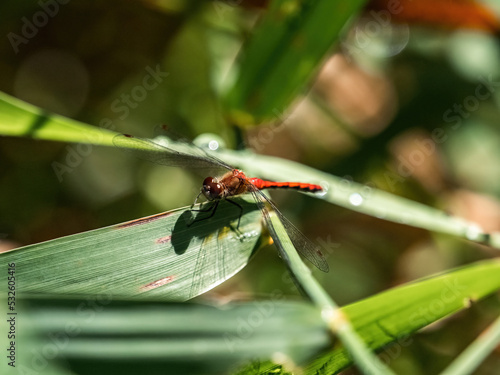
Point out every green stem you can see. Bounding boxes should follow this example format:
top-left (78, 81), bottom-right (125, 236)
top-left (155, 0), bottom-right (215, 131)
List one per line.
top-left (266, 210), bottom-right (394, 375)
top-left (440, 315), bottom-right (500, 375)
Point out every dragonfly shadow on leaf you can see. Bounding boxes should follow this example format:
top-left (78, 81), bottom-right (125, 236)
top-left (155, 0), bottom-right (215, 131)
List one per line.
top-left (169, 197), bottom-right (262, 299)
top-left (170, 197), bottom-right (262, 255)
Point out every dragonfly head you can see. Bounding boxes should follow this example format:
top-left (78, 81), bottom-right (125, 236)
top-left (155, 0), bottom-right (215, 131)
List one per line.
top-left (202, 177), bottom-right (222, 201)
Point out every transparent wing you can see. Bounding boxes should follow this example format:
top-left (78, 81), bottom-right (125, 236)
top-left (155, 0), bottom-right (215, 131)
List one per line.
top-left (189, 227), bottom-right (233, 299)
top-left (113, 134), bottom-right (233, 171)
top-left (115, 132), bottom-right (329, 272)
top-left (248, 186), bottom-right (329, 273)
top-left (189, 234), bottom-right (215, 298)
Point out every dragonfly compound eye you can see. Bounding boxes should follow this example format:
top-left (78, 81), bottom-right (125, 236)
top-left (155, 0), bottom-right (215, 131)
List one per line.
top-left (202, 177), bottom-right (222, 200)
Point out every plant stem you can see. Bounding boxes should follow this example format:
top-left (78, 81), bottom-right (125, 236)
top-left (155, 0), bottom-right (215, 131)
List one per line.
top-left (440, 315), bottom-right (500, 375)
top-left (266, 210), bottom-right (394, 375)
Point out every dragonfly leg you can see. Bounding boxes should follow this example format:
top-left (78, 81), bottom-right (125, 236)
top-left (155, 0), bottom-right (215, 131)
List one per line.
top-left (190, 201), bottom-right (217, 213)
top-left (187, 200), bottom-right (219, 227)
top-left (190, 191), bottom-right (203, 208)
top-left (225, 198), bottom-right (243, 229)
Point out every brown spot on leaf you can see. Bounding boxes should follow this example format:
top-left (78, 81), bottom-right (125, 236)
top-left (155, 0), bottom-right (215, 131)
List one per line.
top-left (140, 275), bottom-right (176, 291)
top-left (116, 212), bottom-right (173, 229)
top-left (155, 235), bottom-right (172, 244)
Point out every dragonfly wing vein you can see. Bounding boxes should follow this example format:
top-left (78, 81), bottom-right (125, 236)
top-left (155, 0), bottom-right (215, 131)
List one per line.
top-left (249, 187), bottom-right (329, 273)
top-left (113, 134), bottom-right (232, 170)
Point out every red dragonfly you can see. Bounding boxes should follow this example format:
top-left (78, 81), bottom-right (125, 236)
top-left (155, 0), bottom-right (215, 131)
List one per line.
top-left (113, 133), bottom-right (329, 273)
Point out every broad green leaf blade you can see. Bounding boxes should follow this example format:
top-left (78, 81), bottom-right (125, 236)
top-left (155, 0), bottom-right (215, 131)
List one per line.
top-left (225, 0), bottom-right (367, 124)
top-left (0, 91), bottom-right (116, 145)
top-left (306, 259), bottom-right (500, 374)
top-left (8, 260), bottom-right (500, 375)
top-left (16, 298), bottom-right (330, 375)
top-left (0, 199), bottom-right (263, 301)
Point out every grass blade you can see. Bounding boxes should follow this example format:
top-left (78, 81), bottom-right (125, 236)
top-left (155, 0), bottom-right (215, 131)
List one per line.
top-left (13, 298), bottom-right (330, 375)
top-left (5, 260), bottom-right (499, 375)
top-left (440, 314), bottom-right (500, 375)
top-left (0, 91), bottom-right (115, 145)
top-left (265, 209), bottom-right (394, 375)
top-left (306, 259), bottom-right (500, 374)
top-left (225, 0), bottom-right (368, 124)
top-left (219, 148), bottom-right (500, 249)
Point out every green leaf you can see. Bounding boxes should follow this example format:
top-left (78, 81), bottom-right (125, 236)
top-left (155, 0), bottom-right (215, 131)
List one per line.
top-left (16, 298), bottom-right (330, 375)
top-left (6, 260), bottom-right (500, 375)
top-left (0, 91), bottom-right (116, 145)
top-left (1, 92), bottom-right (498, 250)
top-left (306, 259), bottom-right (500, 374)
top-left (216, 147), bottom-right (500, 249)
top-left (224, 0), bottom-right (367, 124)
top-left (0, 199), bottom-right (263, 301)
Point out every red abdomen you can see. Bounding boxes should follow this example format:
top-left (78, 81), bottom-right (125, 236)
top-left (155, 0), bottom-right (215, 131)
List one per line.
top-left (249, 178), bottom-right (322, 193)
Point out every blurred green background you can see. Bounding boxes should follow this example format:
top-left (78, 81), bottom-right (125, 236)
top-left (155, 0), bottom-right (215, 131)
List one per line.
top-left (1, 0), bottom-right (500, 373)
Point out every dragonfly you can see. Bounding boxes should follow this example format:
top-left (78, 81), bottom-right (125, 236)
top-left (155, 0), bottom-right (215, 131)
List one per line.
top-left (113, 133), bottom-right (329, 273)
